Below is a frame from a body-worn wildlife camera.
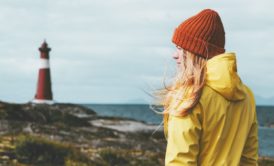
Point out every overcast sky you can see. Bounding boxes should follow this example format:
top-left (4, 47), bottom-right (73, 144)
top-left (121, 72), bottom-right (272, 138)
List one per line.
top-left (0, 0), bottom-right (273, 104)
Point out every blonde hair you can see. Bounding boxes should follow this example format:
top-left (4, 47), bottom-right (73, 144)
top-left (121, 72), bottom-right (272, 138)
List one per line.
top-left (151, 49), bottom-right (207, 139)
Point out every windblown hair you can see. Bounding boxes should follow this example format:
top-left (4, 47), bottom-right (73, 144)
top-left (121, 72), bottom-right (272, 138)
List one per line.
top-left (151, 50), bottom-right (207, 139)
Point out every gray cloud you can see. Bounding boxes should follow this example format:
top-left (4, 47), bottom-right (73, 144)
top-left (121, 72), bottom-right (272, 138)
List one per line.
top-left (0, 0), bottom-right (273, 103)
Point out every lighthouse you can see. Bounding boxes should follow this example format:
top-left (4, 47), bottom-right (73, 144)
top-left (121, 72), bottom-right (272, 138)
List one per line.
top-left (32, 41), bottom-right (54, 104)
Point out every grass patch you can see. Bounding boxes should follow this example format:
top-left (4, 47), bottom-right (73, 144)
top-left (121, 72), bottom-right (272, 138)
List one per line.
top-left (14, 134), bottom-right (91, 166)
top-left (99, 148), bottom-right (129, 166)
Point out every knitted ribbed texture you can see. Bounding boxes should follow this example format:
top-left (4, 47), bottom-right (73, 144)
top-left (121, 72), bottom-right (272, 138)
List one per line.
top-left (172, 9), bottom-right (225, 59)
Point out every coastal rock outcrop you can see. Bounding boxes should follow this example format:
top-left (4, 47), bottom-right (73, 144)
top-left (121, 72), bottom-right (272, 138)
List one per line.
top-left (0, 101), bottom-right (165, 166)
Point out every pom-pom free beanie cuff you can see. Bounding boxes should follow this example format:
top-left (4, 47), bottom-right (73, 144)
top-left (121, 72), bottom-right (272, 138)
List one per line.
top-left (172, 9), bottom-right (225, 59)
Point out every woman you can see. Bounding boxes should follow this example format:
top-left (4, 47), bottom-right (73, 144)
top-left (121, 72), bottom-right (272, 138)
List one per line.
top-left (160, 9), bottom-right (258, 165)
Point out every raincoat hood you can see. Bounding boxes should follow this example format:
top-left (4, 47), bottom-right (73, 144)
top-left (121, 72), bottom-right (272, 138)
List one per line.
top-left (206, 52), bottom-right (246, 101)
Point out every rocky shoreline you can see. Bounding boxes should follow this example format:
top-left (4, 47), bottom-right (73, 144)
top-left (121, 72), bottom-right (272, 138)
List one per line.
top-left (0, 101), bottom-right (273, 166)
top-left (0, 101), bottom-right (166, 166)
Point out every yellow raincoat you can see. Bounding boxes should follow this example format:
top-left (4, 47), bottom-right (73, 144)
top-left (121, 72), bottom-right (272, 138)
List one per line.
top-left (165, 53), bottom-right (258, 166)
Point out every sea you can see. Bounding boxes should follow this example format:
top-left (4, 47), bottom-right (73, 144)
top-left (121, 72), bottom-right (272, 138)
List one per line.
top-left (83, 104), bottom-right (274, 158)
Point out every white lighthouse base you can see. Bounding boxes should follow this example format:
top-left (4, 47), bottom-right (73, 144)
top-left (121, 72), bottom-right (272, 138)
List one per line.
top-left (31, 99), bottom-right (55, 105)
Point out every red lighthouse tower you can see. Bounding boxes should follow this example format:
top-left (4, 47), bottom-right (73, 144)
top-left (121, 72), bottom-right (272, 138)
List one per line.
top-left (33, 41), bottom-right (54, 104)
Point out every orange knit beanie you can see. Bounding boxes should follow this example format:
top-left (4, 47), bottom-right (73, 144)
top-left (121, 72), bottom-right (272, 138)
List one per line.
top-left (172, 9), bottom-right (225, 59)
